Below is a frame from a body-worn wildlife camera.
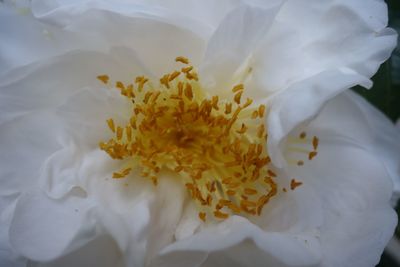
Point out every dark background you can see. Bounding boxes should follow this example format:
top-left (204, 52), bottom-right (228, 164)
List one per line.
top-left (355, 0), bottom-right (400, 266)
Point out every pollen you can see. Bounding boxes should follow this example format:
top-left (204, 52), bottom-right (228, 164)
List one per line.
top-left (97, 57), bottom-right (319, 222)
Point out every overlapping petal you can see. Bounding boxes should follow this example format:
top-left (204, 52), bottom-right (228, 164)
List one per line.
top-left (2, 0), bottom-right (396, 159)
top-left (9, 190), bottom-right (96, 262)
top-left (0, 1), bottom-right (398, 267)
top-left (307, 92), bottom-right (400, 205)
top-left (0, 3), bottom-right (100, 75)
top-left (156, 92), bottom-right (398, 267)
top-left (283, 92), bottom-right (398, 266)
top-left (1, 48), bottom-right (191, 266)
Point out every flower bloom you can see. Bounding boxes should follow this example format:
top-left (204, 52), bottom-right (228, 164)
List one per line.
top-left (0, 1), bottom-right (399, 267)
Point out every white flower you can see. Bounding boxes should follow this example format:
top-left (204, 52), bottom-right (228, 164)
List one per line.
top-left (0, 1), bottom-right (399, 267)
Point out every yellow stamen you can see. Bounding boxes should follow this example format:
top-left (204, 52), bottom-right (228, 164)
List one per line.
top-left (312, 136), bottom-right (319, 150)
top-left (107, 118), bottom-right (115, 133)
top-left (181, 66), bottom-right (193, 73)
top-left (96, 57), bottom-right (319, 222)
top-left (234, 91), bottom-right (243, 104)
top-left (199, 212), bottom-right (206, 222)
top-left (176, 56), bottom-right (189, 64)
top-left (116, 126), bottom-right (123, 140)
top-left (290, 179), bottom-right (303, 190)
top-left (308, 151), bottom-right (318, 160)
top-left (232, 84), bottom-right (244, 93)
top-left (258, 105), bottom-right (266, 118)
top-left (97, 75), bottom-right (109, 84)
top-left (184, 83), bottom-right (193, 100)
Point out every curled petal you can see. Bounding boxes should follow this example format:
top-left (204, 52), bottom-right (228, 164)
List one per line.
top-left (267, 70), bottom-right (371, 167)
top-left (162, 216), bottom-right (322, 266)
top-left (9, 191), bottom-right (97, 262)
top-left (0, 5), bottom-right (100, 75)
top-left (37, 235), bottom-right (123, 267)
top-left (283, 92), bottom-right (398, 266)
top-left (200, 3), bottom-right (283, 92)
top-left (308, 91), bottom-right (400, 205)
top-left (31, 0), bottom-right (239, 35)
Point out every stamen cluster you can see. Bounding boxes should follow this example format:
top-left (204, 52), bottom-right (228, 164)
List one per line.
top-left (97, 57), bottom-right (316, 222)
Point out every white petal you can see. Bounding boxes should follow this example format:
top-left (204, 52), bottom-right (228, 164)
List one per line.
top-left (0, 5), bottom-right (98, 75)
top-left (254, 0), bottom-right (396, 92)
top-left (168, 172), bottom-right (324, 266)
top-left (0, 44), bottom-right (191, 266)
top-left (0, 112), bottom-right (63, 197)
top-left (283, 94), bottom-right (397, 266)
top-left (130, 0), bottom-right (240, 30)
top-left (56, 87), bottom-right (130, 147)
top-left (40, 87), bottom-right (132, 198)
top-left (2, 2), bottom-right (397, 266)
top-left (0, 199), bottom-right (26, 267)
top-left (39, 89), bottom-right (129, 199)
top-left (198, 235), bottom-right (317, 267)
top-left (344, 92), bottom-right (400, 205)
top-left (308, 91), bottom-right (400, 205)
top-left (80, 162), bottom-right (185, 266)
top-left (3, 2), bottom-right (207, 75)
top-left (32, 1), bottom-right (211, 51)
top-left (144, 176), bottom-right (187, 266)
top-left (92, 186), bottom-right (152, 267)
top-left (67, 10), bottom-right (205, 77)
top-left (0, 48), bottom-right (142, 124)
top-left (9, 190), bottom-right (97, 261)
top-left (0, 48), bottom-right (147, 198)
top-left (252, 183), bottom-right (324, 233)
top-left (200, 2), bottom-right (282, 92)
top-left (0, 45), bottom-right (148, 125)
top-left (302, 145), bottom-right (394, 267)
top-left (174, 201), bottom-right (201, 241)
top-left (66, 171), bottom-right (192, 267)
top-left (150, 250), bottom-right (207, 267)
top-left (39, 144), bottom-right (123, 200)
top-left (266, 69), bottom-right (371, 166)
top-left (251, 0), bottom-right (396, 160)
top-left (36, 49), bottom-right (148, 198)
top-left (38, 235), bottom-right (123, 267)
top-left (162, 216), bottom-right (322, 266)
top-left (31, 0), bottom-right (239, 35)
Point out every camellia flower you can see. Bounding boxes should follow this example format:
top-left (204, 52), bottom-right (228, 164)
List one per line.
top-left (1, 1), bottom-right (399, 267)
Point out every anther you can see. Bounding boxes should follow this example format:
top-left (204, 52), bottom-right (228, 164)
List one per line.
top-left (97, 57), bottom-right (291, 222)
top-left (312, 136), bottom-right (319, 150)
top-left (308, 151), bottom-right (318, 160)
top-left (232, 84), bottom-right (244, 93)
top-left (184, 83), bottom-right (193, 100)
top-left (97, 75), bottom-right (109, 84)
top-left (176, 56), bottom-right (189, 64)
top-left (258, 105), bottom-right (266, 118)
top-left (234, 91), bottom-right (243, 104)
top-left (169, 71), bottom-right (180, 81)
top-left (199, 212), bottom-right (206, 222)
top-left (107, 118), bottom-right (116, 132)
top-left (290, 179), bottom-right (303, 190)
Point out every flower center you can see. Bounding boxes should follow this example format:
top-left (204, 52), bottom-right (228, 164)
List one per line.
top-left (97, 57), bottom-right (318, 222)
